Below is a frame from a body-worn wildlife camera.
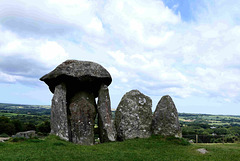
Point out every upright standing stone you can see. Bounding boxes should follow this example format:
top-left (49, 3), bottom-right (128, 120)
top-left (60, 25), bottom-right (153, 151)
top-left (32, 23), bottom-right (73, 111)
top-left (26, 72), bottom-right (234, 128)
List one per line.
top-left (97, 85), bottom-right (116, 142)
top-left (152, 95), bottom-right (182, 137)
top-left (115, 90), bottom-right (152, 141)
top-left (69, 93), bottom-right (96, 145)
top-left (51, 83), bottom-right (69, 141)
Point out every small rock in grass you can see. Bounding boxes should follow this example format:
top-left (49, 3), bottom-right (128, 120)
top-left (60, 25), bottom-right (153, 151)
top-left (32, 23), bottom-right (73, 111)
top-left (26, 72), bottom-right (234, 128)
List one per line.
top-left (197, 148), bottom-right (208, 154)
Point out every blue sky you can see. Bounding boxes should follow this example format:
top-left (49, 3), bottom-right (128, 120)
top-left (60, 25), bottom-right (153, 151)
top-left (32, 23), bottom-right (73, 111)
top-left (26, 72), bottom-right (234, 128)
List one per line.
top-left (163, 0), bottom-right (195, 21)
top-left (0, 0), bottom-right (240, 115)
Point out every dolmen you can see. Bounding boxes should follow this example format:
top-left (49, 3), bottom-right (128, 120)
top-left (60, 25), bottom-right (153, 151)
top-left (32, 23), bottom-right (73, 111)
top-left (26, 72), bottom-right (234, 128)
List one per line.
top-left (40, 60), bottom-right (116, 145)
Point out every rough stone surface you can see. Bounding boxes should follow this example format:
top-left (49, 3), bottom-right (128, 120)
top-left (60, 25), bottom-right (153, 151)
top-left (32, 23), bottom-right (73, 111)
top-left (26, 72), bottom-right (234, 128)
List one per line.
top-left (40, 60), bottom-right (112, 94)
top-left (51, 83), bottom-right (69, 141)
top-left (40, 60), bottom-right (113, 145)
top-left (69, 93), bottom-right (96, 145)
top-left (12, 130), bottom-right (36, 139)
top-left (152, 95), bottom-right (182, 137)
top-left (0, 137), bottom-right (10, 142)
top-left (197, 148), bottom-right (208, 154)
top-left (97, 85), bottom-right (116, 143)
top-left (115, 90), bottom-right (152, 141)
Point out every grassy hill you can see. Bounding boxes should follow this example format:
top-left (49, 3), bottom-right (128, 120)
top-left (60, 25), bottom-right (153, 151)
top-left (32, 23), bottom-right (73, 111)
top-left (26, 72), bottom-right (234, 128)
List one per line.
top-left (1, 135), bottom-right (240, 161)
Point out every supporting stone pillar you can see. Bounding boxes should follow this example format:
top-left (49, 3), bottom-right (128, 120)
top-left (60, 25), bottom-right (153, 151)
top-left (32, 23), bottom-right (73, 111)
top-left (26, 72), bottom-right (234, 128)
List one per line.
top-left (69, 92), bottom-right (96, 145)
top-left (97, 84), bottom-right (116, 142)
top-left (51, 83), bottom-right (69, 141)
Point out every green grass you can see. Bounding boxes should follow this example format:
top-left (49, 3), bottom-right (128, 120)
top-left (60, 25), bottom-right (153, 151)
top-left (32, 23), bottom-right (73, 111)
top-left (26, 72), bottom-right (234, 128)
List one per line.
top-left (179, 114), bottom-right (240, 126)
top-left (1, 135), bottom-right (240, 161)
top-left (0, 112), bottom-right (24, 117)
top-left (0, 112), bottom-right (45, 117)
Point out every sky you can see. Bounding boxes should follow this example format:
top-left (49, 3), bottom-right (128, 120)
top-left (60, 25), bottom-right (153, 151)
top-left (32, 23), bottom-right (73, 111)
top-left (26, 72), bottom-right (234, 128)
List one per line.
top-left (0, 0), bottom-right (240, 115)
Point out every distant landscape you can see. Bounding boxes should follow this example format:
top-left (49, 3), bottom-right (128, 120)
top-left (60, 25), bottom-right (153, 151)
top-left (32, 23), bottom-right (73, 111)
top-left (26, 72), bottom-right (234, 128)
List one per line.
top-left (0, 103), bottom-right (51, 137)
top-left (1, 103), bottom-right (240, 143)
top-left (1, 103), bottom-right (240, 161)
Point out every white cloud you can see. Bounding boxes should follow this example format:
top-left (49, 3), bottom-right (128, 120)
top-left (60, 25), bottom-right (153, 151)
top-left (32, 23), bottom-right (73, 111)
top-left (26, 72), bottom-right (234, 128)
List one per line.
top-left (102, 0), bottom-right (180, 48)
top-left (108, 50), bottom-right (128, 66)
top-left (195, 0), bottom-right (240, 25)
top-left (193, 67), bottom-right (240, 99)
top-left (0, 0), bottom-right (104, 36)
top-left (0, 0), bottom-right (240, 108)
top-left (0, 29), bottom-right (69, 66)
top-left (0, 27), bottom-right (69, 83)
top-left (107, 50), bottom-right (191, 97)
top-left (107, 67), bottom-right (125, 79)
top-left (0, 71), bottom-right (22, 83)
top-left (86, 17), bottom-right (104, 35)
top-left (37, 41), bottom-right (69, 67)
top-left (101, 0), bottom-right (240, 103)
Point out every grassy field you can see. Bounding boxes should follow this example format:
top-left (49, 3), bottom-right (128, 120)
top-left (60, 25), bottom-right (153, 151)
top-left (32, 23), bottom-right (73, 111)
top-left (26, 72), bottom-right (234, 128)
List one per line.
top-left (179, 113), bottom-right (240, 126)
top-left (1, 135), bottom-right (240, 161)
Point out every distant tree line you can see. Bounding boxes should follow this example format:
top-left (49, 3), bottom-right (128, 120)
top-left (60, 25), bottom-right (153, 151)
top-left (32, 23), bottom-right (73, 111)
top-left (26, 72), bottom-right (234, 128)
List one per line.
top-left (0, 114), bottom-right (50, 125)
top-left (181, 121), bottom-right (240, 143)
top-left (0, 116), bottom-right (50, 136)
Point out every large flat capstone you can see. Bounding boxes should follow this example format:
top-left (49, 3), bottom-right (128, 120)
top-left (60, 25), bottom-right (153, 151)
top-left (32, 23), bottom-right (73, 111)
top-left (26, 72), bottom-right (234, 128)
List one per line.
top-left (40, 60), bottom-right (112, 95)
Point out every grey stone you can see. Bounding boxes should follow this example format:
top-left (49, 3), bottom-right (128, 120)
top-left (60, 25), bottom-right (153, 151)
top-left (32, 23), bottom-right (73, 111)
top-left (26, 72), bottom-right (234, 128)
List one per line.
top-left (12, 130), bottom-right (36, 139)
top-left (69, 93), bottom-right (96, 145)
top-left (197, 148), bottom-right (208, 154)
top-left (97, 84), bottom-right (116, 143)
top-left (152, 95), bottom-right (182, 137)
top-left (51, 83), bottom-right (68, 141)
top-left (0, 137), bottom-right (10, 142)
top-left (40, 60), bottom-right (112, 145)
top-left (40, 60), bottom-right (112, 95)
top-left (115, 90), bottom-right (152, 141)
